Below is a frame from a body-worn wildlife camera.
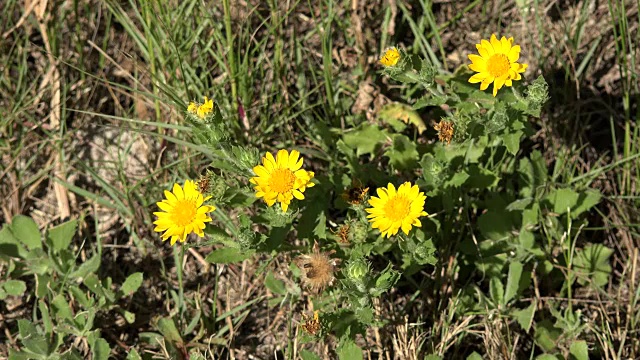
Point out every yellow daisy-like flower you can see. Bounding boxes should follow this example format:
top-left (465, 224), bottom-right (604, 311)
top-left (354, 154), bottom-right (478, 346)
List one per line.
top-left (366, 182), bottom-right (428, 238)
top-left (153, 180), bottom-right (216, 245)
top-left (468, 34), bottom-right (528, 97)
top-left (196, 96), bottom-right (214, 119)
top-left (379, 47), bottom-right (400, 67)
top-left (249, 149), bottom-right (315, 212)
top-left (187, 102), bottom-right (198, 114)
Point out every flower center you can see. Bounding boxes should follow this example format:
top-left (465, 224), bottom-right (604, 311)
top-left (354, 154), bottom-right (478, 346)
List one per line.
top-left (269, 168), bottom-right (296, 193)
top-left (487, 54), bottom-right (510, 77)
top-left (383, 195), bottom-right (411, 222)
top-left (171, 200), bottom-right (197, 226)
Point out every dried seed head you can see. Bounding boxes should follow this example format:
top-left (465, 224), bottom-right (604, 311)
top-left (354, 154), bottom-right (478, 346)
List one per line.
top-left (300, 310), bottom-right (321, 335)
top-left (332, 223), bottom-right (351, 244)
top-left (295, 241), bottom-right (340, 293)
top-left (434, 120), bottom-right (454, 145)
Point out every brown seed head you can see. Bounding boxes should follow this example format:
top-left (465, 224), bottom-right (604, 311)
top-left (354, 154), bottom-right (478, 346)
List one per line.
top-left (332, 223), bottom-right (351, 244)
top-left (434, 120), bottom-right (454, 145)
top-left (300, 310), bottom-right (321, 335)
top-left (295, 241), bottom-right (339, 293)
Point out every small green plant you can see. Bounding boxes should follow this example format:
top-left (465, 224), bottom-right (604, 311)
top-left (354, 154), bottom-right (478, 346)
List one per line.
top-left (1, 216), bottom-right (144, 359)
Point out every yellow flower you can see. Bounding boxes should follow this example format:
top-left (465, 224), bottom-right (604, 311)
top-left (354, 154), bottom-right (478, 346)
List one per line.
top-left (468, 34), bottom-right (528, 96)
top-left (379, 47), bottom-right (400, 67)
top-left (249, 149), bottom-right (315, 212)
top-left (196, 96), bottom-right (214, 119)
top-left (187, 102), bottom-right (198, 114)
top-left (153, 180), bottom-right (216, 245)
top-left (366, 182), bottom-right (428, 238)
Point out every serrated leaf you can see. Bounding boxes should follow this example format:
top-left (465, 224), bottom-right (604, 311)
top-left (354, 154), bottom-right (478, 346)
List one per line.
top-left (313, 211), bottom-right (327, 240)
top-left (47, 219), bottom-right (77, 252)
top-left (120, 272), bottom-right (143, 296)
top-left (11, 216), bottom-right (41, 250)
top-left (205, 247), bottom-right (252, 264)
top-left (337, 340), bottom-right (363, 360)
top-left (342, 124), bottom-right (388, 156)
top-left (265, 271), bottom-right (286, 296)
top-left (2, 280), bottom-right (26, 296)
top-left (569, 340), bottom-right (589, 360)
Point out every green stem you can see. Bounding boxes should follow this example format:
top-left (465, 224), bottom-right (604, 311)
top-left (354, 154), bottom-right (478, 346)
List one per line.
top-left (174, 245), bottom-right (186, 325)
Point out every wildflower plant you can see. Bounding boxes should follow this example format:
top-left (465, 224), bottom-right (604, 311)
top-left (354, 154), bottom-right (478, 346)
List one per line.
top-left (146, 32), bottom-right (603, 358)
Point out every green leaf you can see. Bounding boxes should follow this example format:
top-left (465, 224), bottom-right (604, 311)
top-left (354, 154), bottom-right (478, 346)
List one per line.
top-left (205, 247), bottom-right (252, 264)
top-left (478, 210), bottom-right (512, 241)
top-left (265, 271), bottom-right (286, 296)
top-left (47, 219), bottom-right (77, 252)
top-left (300, 350), bottom-right (322, 360)
top-left (513, 302), bottom-right (536, 332)
top-left (446, 171), bottom-right (470, 188)
top-left (126, 348), bottom-right (143, 360)
top-left (535, 355), bottom-right (561, 360)
top-left (413, 94), bottom-right (446, 109)
top-left (466, 352), bottom-right (483, 360)
top-left (534, 320), bottom-right (561, 352)
top-left (424, 356), bottom-right (443, 360)
top-left (571, 189), bottom-right (601, 218)
top-left (18, 319), bottom-right (49, 355)
top-left (547, 188), bottom-right (579, 215)
top-left (156, 317), bottom-right (183, 344)
top-left (11, 215), bottom-right (41, 250)
top-left (120, 272), bottom-right (144, 297)
top-left (503, 130), bottom-right (523, 155)
top-left (2, 280), bottom-right (26, 296)
top-left (124, 311), bottom-right (136, 324)
top-left (51, 294), bottom-right (73, 320)
top-left (384, 134), bottom-right (419, 170)
top-left (337, 340), bottom-right (363, 360)
top-left (91, 337), bottom-right (110, 360)
top-left (573, 244), bottom-right (613, 288)
top-left (504, 262), bottom-right (523, 303)
top-left (70, 253), bottom-right (101, 281)
top-left (489, 277), bottom-right (504, 306)
top-left (371, 263), bottom-right (400, 297)
top-left (569, 340), bottom-right (589, 360)
top-left (342, 124), bottom-right (388, 156)
top-left (379, 102), bottom-right (427, 134)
